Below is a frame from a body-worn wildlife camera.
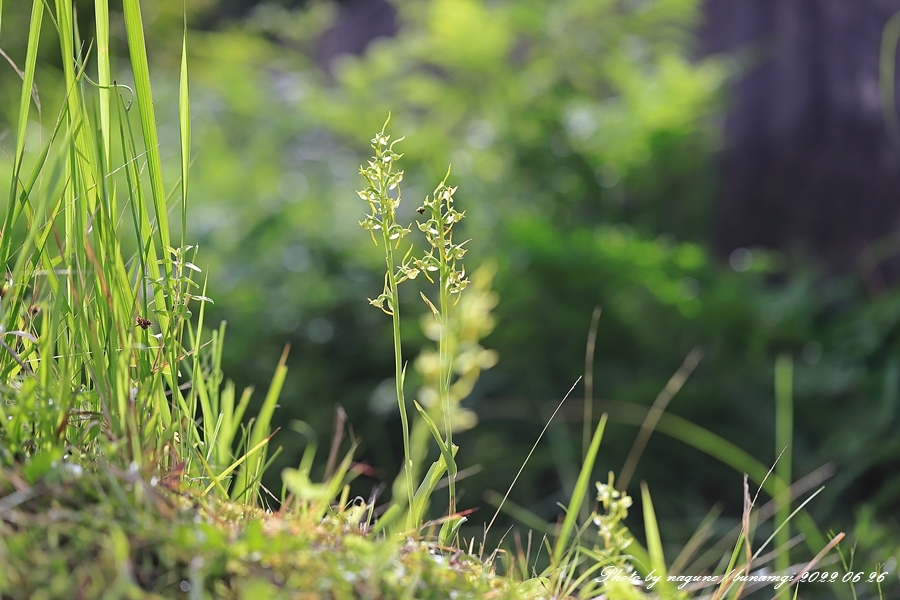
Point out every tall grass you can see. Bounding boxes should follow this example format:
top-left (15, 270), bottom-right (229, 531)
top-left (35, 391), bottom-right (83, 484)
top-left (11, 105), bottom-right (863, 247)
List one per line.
top-left (0, 0), bottom-right (280, 505)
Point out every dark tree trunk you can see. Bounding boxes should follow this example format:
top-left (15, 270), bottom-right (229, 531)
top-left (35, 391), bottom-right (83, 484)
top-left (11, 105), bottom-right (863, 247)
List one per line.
top-left (701, 0), bottom-right (900, 285)
top-left (316, 0), bottom-right (397, 72)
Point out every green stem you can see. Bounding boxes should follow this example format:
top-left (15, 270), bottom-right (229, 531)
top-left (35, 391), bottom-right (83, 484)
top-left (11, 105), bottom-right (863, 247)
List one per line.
top-left (438, 239), bottom-right (457, 516)
top-left (382, 214), bottom-right (415, 524)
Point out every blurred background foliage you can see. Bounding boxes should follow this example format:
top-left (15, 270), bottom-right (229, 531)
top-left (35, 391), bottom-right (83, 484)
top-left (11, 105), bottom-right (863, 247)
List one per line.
top-left (2, 0), bottom-right (898, 565)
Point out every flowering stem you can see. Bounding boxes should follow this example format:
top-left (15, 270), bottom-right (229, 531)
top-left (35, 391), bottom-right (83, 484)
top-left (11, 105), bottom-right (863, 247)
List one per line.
top-left (382, 229), bottom-right (415, 521)
top-left (357, 120), bottom-right (416, 522)
top-left (419, 175), bottom-right (465, 521)
top-left (438, 237), bottom-right (457, 517)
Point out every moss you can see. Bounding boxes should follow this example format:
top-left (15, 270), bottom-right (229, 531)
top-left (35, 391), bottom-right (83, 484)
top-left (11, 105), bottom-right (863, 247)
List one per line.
top-left (0, 463), bottom-right (519, 599)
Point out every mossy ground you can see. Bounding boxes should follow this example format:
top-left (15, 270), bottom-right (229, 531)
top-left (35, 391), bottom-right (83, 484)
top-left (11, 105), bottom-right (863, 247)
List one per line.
top-left (0, 463), bottom-right (518, 599)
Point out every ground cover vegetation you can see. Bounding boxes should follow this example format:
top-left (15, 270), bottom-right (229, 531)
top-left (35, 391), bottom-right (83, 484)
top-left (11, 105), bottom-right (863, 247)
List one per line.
top-left (1, 0), bottom-right (899, 598)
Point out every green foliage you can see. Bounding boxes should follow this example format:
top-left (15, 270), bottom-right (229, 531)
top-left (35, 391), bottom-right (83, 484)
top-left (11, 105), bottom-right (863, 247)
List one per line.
top-left (132, 0), bottom-right (728, 520)
top-left (3, 0), bottom-right (900, 597)
top-left (301, 0), bottom-right (723, 239)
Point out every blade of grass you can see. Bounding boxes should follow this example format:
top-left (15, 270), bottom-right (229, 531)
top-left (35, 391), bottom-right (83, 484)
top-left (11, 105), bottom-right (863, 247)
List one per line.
top-left (782, 533), bottom-right (846, 595)
top-left (120, 3), bottom-right (185, 442)
top-left (483, 377), bottom-right (581, 550)
top-left (618, 346), bottom-right (703, 492)
top-left (94, 0), bottom-right (110, 168)
top-left (121, 0), bottom-right (170, 256)
top-left (582, 306), bottom-right (601, 459)
top-left (552, 414), bottom-right (607, 565)
top-left (232, 345), bottom-right (289, 503)
top-left (179, 7), bottom-right (190, 247)
top-left (202, 433), bottom-right (276, 496)
top-left (712, 475), bottom-right (754, 600)
top-left (408, 453), bottom-right (449, 529)
top-left (753, 486), bottom-right (826, 565)
top-left (413, 402), bottom-right (455, 495)
top-left (323, 405), bottom-right (347, 482)
top-left (774, 353), bottom-right (793, 599)
top-left (604, 400), bottom-right (828, 554)
top-left (640, 483), bottom-right (669, 588)
top-left (688, 462), bottom-right (835, 577)
top-left (1, 0), bottom-right (43, 270)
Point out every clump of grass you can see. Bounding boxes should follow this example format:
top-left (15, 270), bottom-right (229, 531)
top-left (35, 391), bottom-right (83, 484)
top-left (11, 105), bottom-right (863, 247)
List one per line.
top-left (0, 0), bottom-right (283, 503)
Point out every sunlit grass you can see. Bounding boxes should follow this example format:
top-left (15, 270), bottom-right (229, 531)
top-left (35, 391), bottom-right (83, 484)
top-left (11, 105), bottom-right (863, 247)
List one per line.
top-left (0, 0), bottom-right (283, 503)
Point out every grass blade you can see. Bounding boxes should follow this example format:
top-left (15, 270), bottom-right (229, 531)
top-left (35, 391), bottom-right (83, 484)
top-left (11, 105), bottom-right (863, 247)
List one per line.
top-left (484, 377), bottom-right (581, 547)
top-left (606, 401), bottom-right (828, 554)
top-left (552, 413), bottom-right (607, 565)
top-left (232, 345), bottom-right (289, 503)
top-left (1, 0), bottom-right (43, 269)
top-left (121, 0), bottom-right (170, 255)
top-left (774, 354), bottom-right (793, 599)
top-left (179, 7), bottom-right (190, 246)
top-left (203, 433), bottom-right (276, 496)
top-left (640, 483), bottom-right (667, 580)
top-left (618, 347), bottom-right (703, 491)
top-left (94, 0), bottom-right (110, 167)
